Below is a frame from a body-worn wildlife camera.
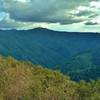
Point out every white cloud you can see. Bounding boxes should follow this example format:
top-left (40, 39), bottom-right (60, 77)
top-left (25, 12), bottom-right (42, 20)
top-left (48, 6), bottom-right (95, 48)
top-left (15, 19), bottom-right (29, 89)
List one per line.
top-left (16, 0), bottom-right (31, 3)
top-left (90, 1), bottom-right (100, 8)
top-left (91, 16), bottom-right (100, 23)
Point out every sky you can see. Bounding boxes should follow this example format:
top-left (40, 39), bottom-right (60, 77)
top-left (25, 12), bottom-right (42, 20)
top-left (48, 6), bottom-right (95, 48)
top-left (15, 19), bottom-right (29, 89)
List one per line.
top-left (0, 0), bottom-right (100, 32)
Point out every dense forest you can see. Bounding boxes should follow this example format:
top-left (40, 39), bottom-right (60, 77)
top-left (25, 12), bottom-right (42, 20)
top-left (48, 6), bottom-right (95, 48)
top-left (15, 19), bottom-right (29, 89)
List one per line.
top-left (0, 56), bottom-right (100, 100)
top-left (58, 48), bottom-right (100, 81)
top-left (0, 29), bottom-right (100, 81)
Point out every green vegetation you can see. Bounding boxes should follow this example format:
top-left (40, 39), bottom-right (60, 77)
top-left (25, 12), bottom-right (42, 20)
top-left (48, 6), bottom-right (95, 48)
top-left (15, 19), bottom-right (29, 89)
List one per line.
top-left (0, 56), bottom-right (100, 100)
top-left (58, 51), bottom-right (100, 81)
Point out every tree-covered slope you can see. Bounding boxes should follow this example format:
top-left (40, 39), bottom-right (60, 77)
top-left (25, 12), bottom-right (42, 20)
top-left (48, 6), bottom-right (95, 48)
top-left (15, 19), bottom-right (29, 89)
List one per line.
top-left (58, 48), bottom-right (100, 81)
top-left (0, 28), bottom-right (100, 81)
top-left (0, 28), bottom-right (100, 67)
top-left (0, 56), bottom-right (100, 100)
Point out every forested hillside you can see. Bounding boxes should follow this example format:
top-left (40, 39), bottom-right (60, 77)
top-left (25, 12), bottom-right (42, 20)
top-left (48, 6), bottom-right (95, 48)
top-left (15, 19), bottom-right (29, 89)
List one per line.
top-left (0, 28), bottom-right (100, 81)
top-left (0, 28), bottom-right (100, 68)
top-left (58, 48), bottom-right (100, 81)
top-left (0, 56), bottom-right (100, 100)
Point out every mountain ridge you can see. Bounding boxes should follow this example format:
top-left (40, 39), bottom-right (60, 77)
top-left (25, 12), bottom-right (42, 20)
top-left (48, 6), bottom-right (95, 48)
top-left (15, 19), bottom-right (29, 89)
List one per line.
top-left (0, 27), bottom-right (100, 34)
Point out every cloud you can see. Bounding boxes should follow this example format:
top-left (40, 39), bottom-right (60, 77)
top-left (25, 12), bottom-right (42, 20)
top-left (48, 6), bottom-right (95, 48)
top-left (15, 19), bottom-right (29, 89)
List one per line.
top-left (0, 13), bottom-right (38, 29)
top-left (0, 0), bottom-right (100, 32)
top-left (0, 12), bottom-right (59, 30)
top-left (85, 21), bottom-right (98, 25)
top-left (0, 0), bottom-right (92, 24)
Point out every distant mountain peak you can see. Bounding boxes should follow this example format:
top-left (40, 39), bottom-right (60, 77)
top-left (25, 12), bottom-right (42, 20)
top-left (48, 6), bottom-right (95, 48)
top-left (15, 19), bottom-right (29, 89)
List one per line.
top-left (33, 27), bottom-right (52, 31)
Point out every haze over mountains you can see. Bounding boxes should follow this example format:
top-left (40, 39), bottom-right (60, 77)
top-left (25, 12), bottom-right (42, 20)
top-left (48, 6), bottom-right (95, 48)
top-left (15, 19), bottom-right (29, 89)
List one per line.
top-left (0, 28), bottom-right (100, 81)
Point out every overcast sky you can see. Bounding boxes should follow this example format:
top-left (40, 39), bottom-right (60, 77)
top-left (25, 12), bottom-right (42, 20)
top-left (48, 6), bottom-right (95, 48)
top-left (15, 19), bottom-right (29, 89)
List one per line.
top-left (0, 0), bottom-right (100, 32)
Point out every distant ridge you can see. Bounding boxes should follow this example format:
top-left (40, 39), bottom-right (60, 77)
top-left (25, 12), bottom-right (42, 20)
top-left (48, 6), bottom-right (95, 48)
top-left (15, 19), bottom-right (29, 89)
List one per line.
top-left (0, 27), bottom-right (99, 34)
top-left (30, 27), bottom-right (55, 32)
top-left (0, 27), bottom-right (54, 32)
top-left (23, 27), bottom-right (100, 34)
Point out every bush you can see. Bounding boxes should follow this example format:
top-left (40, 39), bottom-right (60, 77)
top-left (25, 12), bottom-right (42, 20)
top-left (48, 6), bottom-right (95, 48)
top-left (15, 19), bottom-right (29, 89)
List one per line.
top-left (0, 56), bottom-right (99, 100)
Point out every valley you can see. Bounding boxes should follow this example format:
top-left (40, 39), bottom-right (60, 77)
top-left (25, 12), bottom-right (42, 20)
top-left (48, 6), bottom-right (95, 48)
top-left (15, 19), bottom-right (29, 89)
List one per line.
top-left (0, 28), bottom-right (100, 80)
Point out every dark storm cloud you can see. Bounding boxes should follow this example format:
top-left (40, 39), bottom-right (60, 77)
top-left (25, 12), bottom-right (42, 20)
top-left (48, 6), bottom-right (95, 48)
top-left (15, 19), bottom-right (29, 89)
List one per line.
top-left (85, 21), bottom-right (99, 25)
top-left (0, 0), bottom-right (92, 24)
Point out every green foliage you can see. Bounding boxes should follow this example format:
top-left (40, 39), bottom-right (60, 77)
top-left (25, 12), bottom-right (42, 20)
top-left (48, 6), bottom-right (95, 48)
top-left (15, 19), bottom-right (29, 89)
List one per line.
top-left (0, 56), bottom-right (100, 100)
top-left (58, 51), bottom-right (100, 81)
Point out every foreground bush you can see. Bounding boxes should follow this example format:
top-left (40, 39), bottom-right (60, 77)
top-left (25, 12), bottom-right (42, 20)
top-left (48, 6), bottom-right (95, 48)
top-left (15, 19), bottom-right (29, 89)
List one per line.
top-left (0, 56), bottom-right (100, 100)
